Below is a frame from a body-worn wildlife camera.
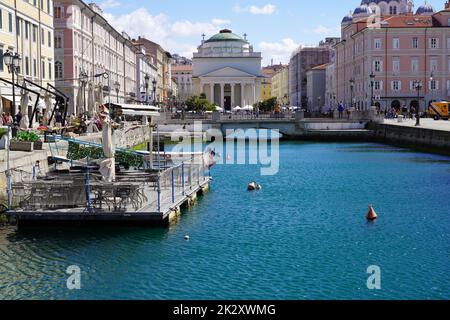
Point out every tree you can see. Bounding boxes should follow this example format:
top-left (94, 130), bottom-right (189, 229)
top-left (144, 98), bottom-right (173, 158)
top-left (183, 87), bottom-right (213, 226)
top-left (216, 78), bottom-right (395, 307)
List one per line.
top-left (185, 95), bottom-right (213, 112)
top-left (254, 97), bottom-right (277, 112)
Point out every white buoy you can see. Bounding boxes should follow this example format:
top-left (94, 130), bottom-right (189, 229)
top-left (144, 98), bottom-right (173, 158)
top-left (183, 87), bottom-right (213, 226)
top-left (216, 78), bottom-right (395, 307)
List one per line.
top-left (184, 235), bottom-right (190, 241)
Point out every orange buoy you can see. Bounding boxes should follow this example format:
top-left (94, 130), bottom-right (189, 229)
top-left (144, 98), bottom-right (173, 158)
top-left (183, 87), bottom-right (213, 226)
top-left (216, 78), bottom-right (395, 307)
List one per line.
top-left (366, 205), bottom-right (378, 221)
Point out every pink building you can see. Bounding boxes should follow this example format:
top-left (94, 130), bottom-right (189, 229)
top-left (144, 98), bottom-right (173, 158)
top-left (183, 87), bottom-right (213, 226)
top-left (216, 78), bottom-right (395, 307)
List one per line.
top-left (53, 1), bottom-right (138, 113)
top-left (335, 0), bottom-right (450, 112)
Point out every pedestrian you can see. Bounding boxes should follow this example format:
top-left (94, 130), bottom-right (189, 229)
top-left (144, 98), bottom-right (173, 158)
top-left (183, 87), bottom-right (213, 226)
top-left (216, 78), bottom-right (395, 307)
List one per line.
top-left (2, 112), bottom-right (8, 125)
top-left (338, 103), bottom-right (345, 119)
top-left (15, 108), bottom-right (22, 125)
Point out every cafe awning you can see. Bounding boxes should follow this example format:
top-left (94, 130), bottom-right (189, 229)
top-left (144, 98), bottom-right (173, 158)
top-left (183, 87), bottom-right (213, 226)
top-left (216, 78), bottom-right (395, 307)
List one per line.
top-left (119, 104), bottom-right (160, 117)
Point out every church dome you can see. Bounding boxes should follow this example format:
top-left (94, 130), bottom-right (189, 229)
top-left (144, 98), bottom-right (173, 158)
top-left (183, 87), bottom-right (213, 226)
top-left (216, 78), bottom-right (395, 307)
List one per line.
top-left (342, 12), bottom-right (354, 24)
top-left (353, 5), bottom-right (373, 15)
top-left (205, 29), bottom-right (247, 43)
top-left (416, 2), bottom-right (435, 15)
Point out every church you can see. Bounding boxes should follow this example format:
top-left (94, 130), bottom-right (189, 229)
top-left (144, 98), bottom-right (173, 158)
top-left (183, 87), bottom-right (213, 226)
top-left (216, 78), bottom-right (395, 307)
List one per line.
top-left (192, 29), bottom-right (263, 110)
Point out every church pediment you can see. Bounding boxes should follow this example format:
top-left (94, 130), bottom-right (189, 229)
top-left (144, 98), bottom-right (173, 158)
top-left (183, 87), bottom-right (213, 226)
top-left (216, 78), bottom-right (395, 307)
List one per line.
top-left (201, 67), bottom-right (256, 78)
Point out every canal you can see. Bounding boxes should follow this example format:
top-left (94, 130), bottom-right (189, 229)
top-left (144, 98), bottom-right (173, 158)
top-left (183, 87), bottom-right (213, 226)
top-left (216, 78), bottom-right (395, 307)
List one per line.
top-left (0, 141), bottom-right (449, 299)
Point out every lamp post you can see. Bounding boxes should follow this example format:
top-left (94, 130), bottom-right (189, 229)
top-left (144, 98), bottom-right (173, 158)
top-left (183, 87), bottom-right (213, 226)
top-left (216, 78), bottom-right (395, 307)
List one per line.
top-left (4, 50), bottom-right (21, 116)
top-left (144, 74), bottom-right (150, 105)
top-left (152, 79), bottom-right (157, 106)
top-left (413, 80), bottom-right (423, 126)
top-left (369, 73), bottom-right (376, 108)
top-left (429, 72), bottom-right (434, 106)
top-left (317, 96), bottom-right (322, 113)
top-left (349, 79), bottom-right (355, 110)
top-left (3, 50), bottom-right (20, 209)
top-left (114, 81), bottom-right (120, 104)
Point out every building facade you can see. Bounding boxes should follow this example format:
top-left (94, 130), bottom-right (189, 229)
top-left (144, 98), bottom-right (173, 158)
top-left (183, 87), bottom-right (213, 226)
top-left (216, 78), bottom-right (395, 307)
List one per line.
top-left (325, 62), bottom-right (336, 109)
top-left (289, 39), bottom-right (338, 108)
top-left (0, 0), bottom-right (55, 116)
top-left (171, 62), bottom-right (193, 103)
top-left (53, 1), bottom-right (138, 113)
top-left (271, 65), bottom-right (289, 105)
top-left (192, 29), bottom-right (263, 109)
top-left (335, 0), bottom-right (450, 111)
top-left (306, 64), bottom-right (327, 112)
top-left (133, 41), bottom-right (158, 104)
top-left (133, 37), bottom-right (173, 106)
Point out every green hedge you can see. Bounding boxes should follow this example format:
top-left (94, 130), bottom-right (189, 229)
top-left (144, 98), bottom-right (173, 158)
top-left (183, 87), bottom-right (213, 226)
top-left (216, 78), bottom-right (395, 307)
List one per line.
top-left (67, 142), bottom-right (144, 169)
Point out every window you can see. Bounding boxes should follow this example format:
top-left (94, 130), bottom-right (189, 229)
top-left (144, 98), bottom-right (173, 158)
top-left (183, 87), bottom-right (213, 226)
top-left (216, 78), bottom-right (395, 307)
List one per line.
top-left (48, 31), bottom-right (51, 47)
top-left (16, 17), bottom-right (20, 36)
top-left (374, 60), bottom-right (383, 72)
top-left (25, 57), bottom-right (30, 75)
top-left (34, 0), bottom-right (37, 6)
top-left (54, 35), bottom-right (62, 48)
top-left (393, 59), bottom-right (400, 74)
top-left (412, 37), bottom-right (419, 49)
top-left (429, 80), bottom-right (438, 91)
top-left (24, 21), bottom-right (29, 39)
top-left (430, 58), bottom-right (438, 72)
top-left (41, 61), bottom-right (45, 78)
top-left (430, 38), bottom-right (439, 49)
top-left (41, 28), bottom-right (45, 45)
top-left (447, 80), bottom-right (450, 91)
top-left (41, 0), bottom-right (44, 9)
top-left (411, 58), bottom-right (419, 73)
top-left (32, 25), bottom-right (37, 42)
top-left (54, 6), bottom-right (62, 19)
top-left (48, 62), bottom-right (52, 80)
top-left (33, 58), bottom-right (37, 77)
top-left (0, 48), bottom-right (4, 72)
top-left (374, 39), bottom-right (381, 50)
top-left (8, 13), bottom-right (13, 32)
top-left (448, 18), bottom-right (450, 26)
top-left (374, 81), bottom-right (382, 91)
top-left (389, 6), bottom-right (397, 15)
top-left (55, 61), bottom-right (63, 79)
top-left (0, 9), bottom-right (2, 29)
top-left (47, 0), bottom-right (51, 14)
top-left (393, 38), bottom-right (400, 49)
top-left (391, 80), bottom-right (401, 91)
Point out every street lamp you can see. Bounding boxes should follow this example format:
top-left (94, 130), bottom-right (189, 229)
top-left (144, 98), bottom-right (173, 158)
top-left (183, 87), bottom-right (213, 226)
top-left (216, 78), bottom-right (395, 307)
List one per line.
top-left (4, 50), bottom-right (21, 116)
top-left (369, 73), bottom-right (376, 108)
top-left (349, 79), bottom-right (355, 110)
top-left (317, 96), bottom-right (322, 113)
top-left (144, 74), bottom-right (150, 105)
top-left (152, 78), bottom-right (157, 106)
top-left (413, 80), bottom-right (423, 126)
top-left (114, 81), bottom-right (120, 104)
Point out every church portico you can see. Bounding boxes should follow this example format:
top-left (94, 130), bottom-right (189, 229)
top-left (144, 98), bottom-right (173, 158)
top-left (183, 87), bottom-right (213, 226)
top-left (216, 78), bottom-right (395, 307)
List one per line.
top-left (193, 29), bottom-right (263, 110)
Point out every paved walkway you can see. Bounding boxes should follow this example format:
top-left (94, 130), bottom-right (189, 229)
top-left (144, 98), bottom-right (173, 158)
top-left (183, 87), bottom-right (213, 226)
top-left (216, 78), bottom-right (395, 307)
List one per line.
top-left (384, 118), bottom-right (450, 132)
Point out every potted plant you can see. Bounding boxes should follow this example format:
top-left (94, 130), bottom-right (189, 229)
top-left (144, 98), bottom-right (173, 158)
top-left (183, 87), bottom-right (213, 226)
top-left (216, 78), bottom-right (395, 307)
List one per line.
top-left (10, 130), bottom-right (41, 152)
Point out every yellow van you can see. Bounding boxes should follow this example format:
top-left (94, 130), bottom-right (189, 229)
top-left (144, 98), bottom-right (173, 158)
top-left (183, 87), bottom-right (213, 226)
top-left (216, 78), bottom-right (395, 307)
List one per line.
top-left (429, 101), bottom-right (449, 120)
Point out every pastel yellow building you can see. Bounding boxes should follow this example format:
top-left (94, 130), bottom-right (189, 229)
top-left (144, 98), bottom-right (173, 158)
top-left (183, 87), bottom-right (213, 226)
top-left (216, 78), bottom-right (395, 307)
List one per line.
top-left (271, 65), bottom-right (289, 105)
top-left (1, 0), bottom-right (55, 116)
top-left (260, 77), bottom-right (271, 101)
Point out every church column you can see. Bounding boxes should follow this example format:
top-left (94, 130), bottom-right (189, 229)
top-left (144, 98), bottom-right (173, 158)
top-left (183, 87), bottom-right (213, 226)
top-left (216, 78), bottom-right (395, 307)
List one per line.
top-left (220, 83), bottom-right (225, 108)
top-left (210, 83), bottom-right (214, 104)
top-left (231, 83), bottom-right (235, 108)
top-left (240, 83), bottom-right (245, 107)
top-left (252, 84), bottom-right (256, 105)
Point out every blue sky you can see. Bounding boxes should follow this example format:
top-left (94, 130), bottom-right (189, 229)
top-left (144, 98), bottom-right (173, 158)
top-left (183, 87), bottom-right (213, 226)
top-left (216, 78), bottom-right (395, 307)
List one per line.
top-left (100, 0), bottom-right (445, 65)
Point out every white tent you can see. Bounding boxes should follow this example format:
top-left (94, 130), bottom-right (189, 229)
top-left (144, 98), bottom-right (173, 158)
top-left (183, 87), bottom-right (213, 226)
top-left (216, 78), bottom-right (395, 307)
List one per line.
top-left (242, 105), bottom-right (254, 111)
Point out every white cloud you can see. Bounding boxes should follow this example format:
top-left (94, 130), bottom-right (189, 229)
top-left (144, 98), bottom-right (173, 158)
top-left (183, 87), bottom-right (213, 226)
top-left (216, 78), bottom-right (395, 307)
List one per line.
top-left (100, 0), bottom-right (121, 10)
top-left (233, 4), bottom-right (277, 15)
top-left (258, 38), bottom-right (299, 65)
top-left (103, 8), bottom-right (230, 58)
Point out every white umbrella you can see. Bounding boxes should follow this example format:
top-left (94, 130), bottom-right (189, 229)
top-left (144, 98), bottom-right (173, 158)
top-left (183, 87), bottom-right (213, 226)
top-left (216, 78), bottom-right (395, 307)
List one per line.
top-left (0, 86), bottom-right (3, 116)
top-left (215, 106), bottom-right (224, 112)
top-left (87, 82), bottom-right (95, 117)
top-left (76, 86), bottom-right (84, 114)
top-left (19, 82), bottom-right (29, 114)
top-left (232, 106), bottom-right (241, 112)
top-left (243, 105), bottom-right (254, 111)
top-left (99, 114), bottom-right (115, 182)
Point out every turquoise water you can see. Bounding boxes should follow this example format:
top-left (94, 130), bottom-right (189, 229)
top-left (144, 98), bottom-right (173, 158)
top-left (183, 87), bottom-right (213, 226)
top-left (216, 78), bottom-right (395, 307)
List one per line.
top-left (1, 142), bottom-right (450, 300)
